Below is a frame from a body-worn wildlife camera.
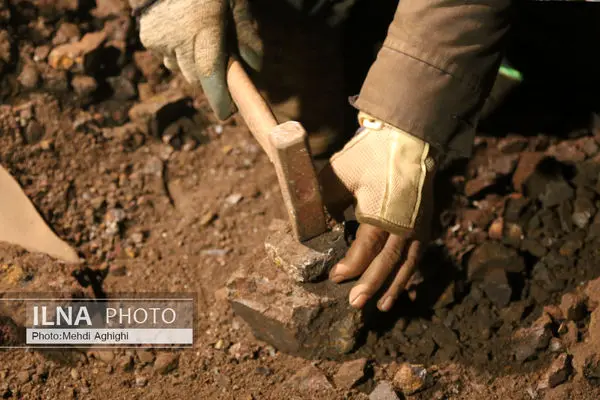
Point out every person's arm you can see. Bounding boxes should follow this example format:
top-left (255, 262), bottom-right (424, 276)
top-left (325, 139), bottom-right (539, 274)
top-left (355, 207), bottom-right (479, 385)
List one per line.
top-left (324, 0), bottom-right (514, 312)
top-left (355, 0), bottom-right (513, 157)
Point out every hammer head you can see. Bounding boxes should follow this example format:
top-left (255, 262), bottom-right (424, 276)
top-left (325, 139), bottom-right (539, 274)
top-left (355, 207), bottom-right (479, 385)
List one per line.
top-left (268, 121), bottom-right (328, 242)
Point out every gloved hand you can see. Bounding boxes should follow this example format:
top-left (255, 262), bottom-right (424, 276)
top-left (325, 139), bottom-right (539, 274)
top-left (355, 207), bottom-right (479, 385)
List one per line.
top-left (138, 0), bottom-right (263, 120)
top-left (319, 112), bottom-right (438, 312)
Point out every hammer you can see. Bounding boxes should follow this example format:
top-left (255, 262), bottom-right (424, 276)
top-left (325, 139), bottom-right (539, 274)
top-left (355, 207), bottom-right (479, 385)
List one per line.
top-left (226, 60), bottom-right (328, 242)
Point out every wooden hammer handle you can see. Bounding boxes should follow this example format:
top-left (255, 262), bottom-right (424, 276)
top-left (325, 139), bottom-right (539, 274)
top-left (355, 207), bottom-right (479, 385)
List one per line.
top-left (226, 59), bottom-right (277, 160)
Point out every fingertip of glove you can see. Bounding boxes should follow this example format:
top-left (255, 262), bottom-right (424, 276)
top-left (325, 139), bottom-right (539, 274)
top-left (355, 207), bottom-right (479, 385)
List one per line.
top-left (200, 74), bottom-right (237, 120)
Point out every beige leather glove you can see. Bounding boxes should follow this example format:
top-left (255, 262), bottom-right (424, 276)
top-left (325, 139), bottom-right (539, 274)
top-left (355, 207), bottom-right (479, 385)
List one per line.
top-left (320, 112), bottom-right (438, 312)
top-left (138, 0), bottom-right (263, 119)
top-left (321, 112), bottom-right (437, 239)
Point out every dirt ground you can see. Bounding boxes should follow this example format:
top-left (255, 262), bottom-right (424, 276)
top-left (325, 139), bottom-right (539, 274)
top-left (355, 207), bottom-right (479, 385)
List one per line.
top-left (2, 0), bottom-right (600, 399)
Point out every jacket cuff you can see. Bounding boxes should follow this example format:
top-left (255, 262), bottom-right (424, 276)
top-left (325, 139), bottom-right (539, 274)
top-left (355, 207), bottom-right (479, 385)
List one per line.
top-left (354, 39), bottom-right (491, 158)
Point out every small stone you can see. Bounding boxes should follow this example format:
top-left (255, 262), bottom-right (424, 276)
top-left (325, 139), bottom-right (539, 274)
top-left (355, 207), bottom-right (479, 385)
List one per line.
top-left (135, 375), bottom-right (148, 387)
top-left (370, 381), bottom-right (400, 400)
top-left (559, 293), bottom-right (587, 322)
top-left (130, 232), bottom-right (144, 245)
top-left (225, 193), bottom-right (243, 205)
top-left (547, 142), bottom-right (586, 163)
top-left (15, 370), bottom-right (31, 384)
top-left (107, 76), bottom-right (137, 100)
top-left (548, 338), bottom-right (564, 353)
top-left (18, 63), bottom-right (40, 89)
top-left (128, 90), bottom-right (192, 136)
top-left (561, 321), bottom-right (579, 348)
top-left (284, 365), bottom-right (333, 393)
top-left (467, 242), bottom-right (525, 281)
top-left (91, 350), bottom-right (114, 364)
top-left (109, 264), bottom-right (126, 276)
top-left (48, 31), bottom-right (106, 72)
top-left (573, 197), bottom-right (596, 229)
top-left (136, 350), bottom-right (154, 365)
top-left (333, 358), bottom-right (367, 389)
top-left (539, 180), bottom-right (575, 209)
top-left (521, 239), bottom-right (547, 258)
top-left (392, 363), bottom-right (429, 395)
top-left (513, 152), bottom-right (546, 192)
top-left (70, 368), bottom-right (79, 380)
top-left (464, 172), bottom-right (497, 198)
top-left (153, 353), bottom-right (179, 375)
top-left (133, 51), bottom-right (164, 83)
top-left (52, 22), bottom-right (81, 46)
top-left (513, 314), bottom-right (553, 362)
top-left (71, 75), bottom-right (97, 98)
top-left (481, 268), bottom-right (512, 308)
top-left (538, 354), bottom-right (572, 389)
top-left (117, 355), bottom-right (133, 372)
top-left (24, 120), bottom-right (44, 144)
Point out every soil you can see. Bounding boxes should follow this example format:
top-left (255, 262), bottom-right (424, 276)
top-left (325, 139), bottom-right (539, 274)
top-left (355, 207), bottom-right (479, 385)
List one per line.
top-left (1, 0), bottom-right (600, 399)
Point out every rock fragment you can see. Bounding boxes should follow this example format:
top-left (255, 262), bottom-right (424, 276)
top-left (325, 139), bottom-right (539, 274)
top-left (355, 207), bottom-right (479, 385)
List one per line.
top-left (393, 363), bottom-right (430, 395)
top-left (128, 90), bottom-right (193, 136)
top-left (18, 63), bottom-right (40, 89)
top-left (370, 381), bottom-right (400, 400)
top-left (153, 353), bottom-right (179, 375)
top-left (481, 268), bottom-right (512, 308)
top-left (559, 292), bottom-right (587, 322)
top-left (513, 152), bottom-right (546, 192)
top-left (513, 313), bottom-right (553, 362)
top-left (333, 358), bottom-right (367, 389)
top-left (467, 242), bottom-right (525, 281)
top-left (284, 365), bottom-right (333, 393)
top-left (48, 31), bottom-right (106, 72)
top-left (572, 197), bottom-right (596, 229)
top-left (71, 75), bottom-right (98, 98)
top-left (264, 219), bottom-right (346, 282)
top-left (227, 256), bottom-right (365, 358)
top-left (538, 354), bottom-right (572, 389)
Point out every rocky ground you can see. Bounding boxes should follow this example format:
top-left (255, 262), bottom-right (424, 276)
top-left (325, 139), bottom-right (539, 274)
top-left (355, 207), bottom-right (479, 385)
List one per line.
top-left (2, 0), bottom-right (600, 399)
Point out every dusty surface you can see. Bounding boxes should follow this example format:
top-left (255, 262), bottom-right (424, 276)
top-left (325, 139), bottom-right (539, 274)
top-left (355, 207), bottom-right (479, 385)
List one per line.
top-left (1, 0), bottom-right (600, 399)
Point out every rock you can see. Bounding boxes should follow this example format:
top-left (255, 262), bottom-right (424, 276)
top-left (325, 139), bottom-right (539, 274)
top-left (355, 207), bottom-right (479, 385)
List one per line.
top-left (521, 239), bottom-right (547, 258)
top-left (48, 31), bottom-right (107, 72)
top-left (23, 120), bottom-right (44, 144)
top-left (577, 137), bottom-right (599, 157)
top-left (369, 381), bottom-right (400, 400)
top-left (52, 22), bottom-right (80, 46)
top-left (504, 195), bottom-right (531, 222)
top-left (225, 193), bottom-right (243, 205)
top-left (560, 321), bottom-right (579, 348)
top-left (18, 63), bottom-right (40, 89)
top-left (559, 293), bottom-right (587, 322)
top-left (333, 358), bottom-right (367, 389)
top-left (571, 344), bottom-right (600, 384)
top-left (513, 152), bottom-right (546, 192)
top-left (136, 350), bottom-right (154, 364)
top-left (572, 197), bottom-right (596, 229)
top-left (464, 172), bottom-right (497, 198)
top-left (467, 242), bottom-right (525, 281)
top-left (481, 268), bottom-right (512, 308)
top-left (117, 355), bottom-right (133, 372)
top-left (135, 375), bottom-right (148, 387)
top-left (548, 338), bottom-right (564, 353)
top-left (284, 365), bottom-right (333, 393)
top-left (15, 370), bottom-right (31, 384)
top-left (513, 314), bottom-right (553, 362)
top-left (153, 353), bottom-right (179, 375)
top-left (133, 51), bottom-right (164, 83)
top-left (488, 153), bottom-right (519, 176)
top-left (90, 350), bottom-right (114, 364)
top-left (70, 368), bottom-right (79, 380)
top-left (547, 142), bottom-right (586, 163)
top-left (538, 354), bottom-right (572, 389)
top-left (0, 30), bottom-right (12, 73)
top-left (585, 277), bottom-right (600, 309)
top-left (539, 180), bottom-right (575, 209)
top-left (40, 64), bottom-right (69, 91)
top-left (128, 90), bottom-right (193, 136)
top-left (104, 208), bottom-right (125, 236)
top-left (498, 136), bottom-right (528, 153)
top-left (107, 76), bottom-right (137, 100)
top-left (227, 256), bottom-right (366, 359)
top-left (264, 219), bottom-right (347, 283)
top-left (393, 363), bottom-right (429, 395)
top-left (460, 208), bottom-right (494, 230)
top-left (71, 75), bottom-right (97, 98)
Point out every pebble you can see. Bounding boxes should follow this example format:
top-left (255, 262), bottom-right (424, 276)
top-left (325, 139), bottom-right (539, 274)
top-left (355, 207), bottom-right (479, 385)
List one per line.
top-left (18, 63), bottom-right (40, 89)
top-left (559, 292), bottom-right (587, 322)
top-left (369, 381), bottom-right (400, 400)
top-left (284, 365), bottom-right (332, 392)
top-left (333, 358), bottom-right (367, 389)
top-left (392, 363), bottom-right (429, 395)
top-left (538, 354), bottom-right (572, 389)
top-left (70, 368), bottom-right (79, 380)
top-left (153, 353), bottom-right (179, 375)
top-left (225, 193), bottom-right (243, 205)
top-left (135, 375), bottom-right (148, 387)
top-left (15, 370), bottom-right (31, 384)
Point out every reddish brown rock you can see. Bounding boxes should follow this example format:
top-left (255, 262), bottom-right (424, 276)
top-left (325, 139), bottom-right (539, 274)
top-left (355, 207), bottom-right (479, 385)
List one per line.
top-left (538, 353), bottom-right (572, 389)
top-left (133, 51), bottom-right (164, 83)
top-left (48, 31), bottom-right (106, 72)
top-left (512, 152), bottom-right (546, 192)
top-left (559, 292), bottom-right (587, 322)
top-left (227, 256), bottom-right (366, 359)
top-left (284, 365), bottom-right (333, 393)
top-left (71, 75), bottom-right (98, 98)
top-left (333, 358), bottom-right (367, 389)
top-left (467, 242), bottom-right (525, 281)
top-left (393, 363), bottom-right (430, 395)
top-left (513, 313), bottom-right (553, 362)
top-left (153, 352), bottom-right (179, 375)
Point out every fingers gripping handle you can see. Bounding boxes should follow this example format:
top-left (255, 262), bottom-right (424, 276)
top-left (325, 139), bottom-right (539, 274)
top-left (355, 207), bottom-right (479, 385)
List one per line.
top-left (226, 59), bottom-right (277, 161)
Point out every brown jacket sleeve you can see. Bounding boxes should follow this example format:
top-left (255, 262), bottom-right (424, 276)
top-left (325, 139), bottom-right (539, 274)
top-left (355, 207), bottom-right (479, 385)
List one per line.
top-left (354, 0), bottom-right (513, 157)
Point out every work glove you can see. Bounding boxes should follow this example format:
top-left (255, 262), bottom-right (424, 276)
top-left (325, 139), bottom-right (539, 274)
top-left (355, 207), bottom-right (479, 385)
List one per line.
top-left (137, 0), bottom-right (263, 119)
top-left (319, 112), bottom-right (438, 312)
